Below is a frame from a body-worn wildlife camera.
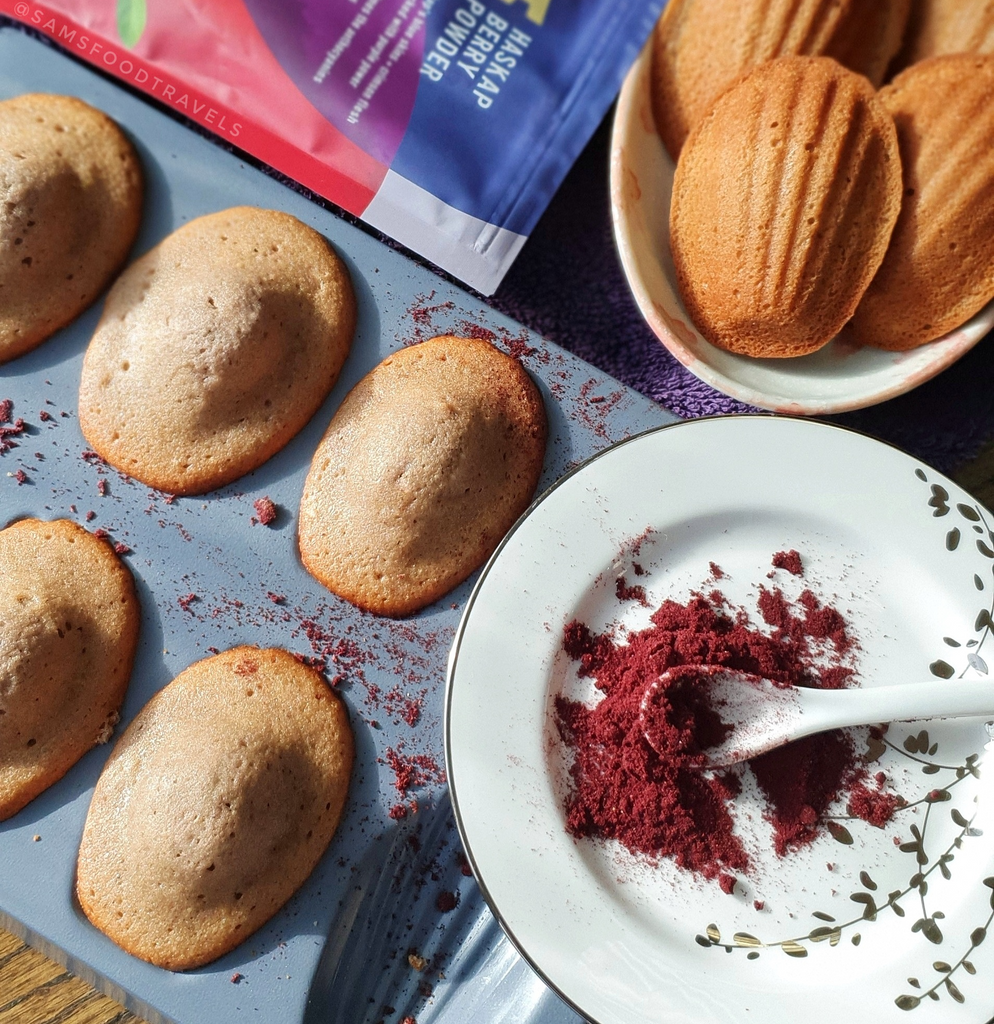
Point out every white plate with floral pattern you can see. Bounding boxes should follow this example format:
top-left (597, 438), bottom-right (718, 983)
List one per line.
top-left (446, 416), bottom-right (994, 1024)
top-left (609, 44), bottom-right (994, 416)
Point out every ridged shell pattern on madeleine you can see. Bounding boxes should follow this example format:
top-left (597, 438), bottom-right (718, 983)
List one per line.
top-left (298, 335), bottom-right (547, 617)
top-left (849, 55), bottom-right (994, 351)
top-left (651, 0), bottom-right (911, 160)
top-left (823, 0), bottom-right (912, 86)
top-left (76, 647), bottom-right (354, 971)
top-left (78, 207), bottom-right (356, 495)
top-left (893, 0), bottom-right (994, 71)
top-left (669, 56), bottom-right (903, 359)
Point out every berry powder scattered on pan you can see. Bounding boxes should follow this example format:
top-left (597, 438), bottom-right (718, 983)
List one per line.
top-left (252, 496), bottom-right (278, 526)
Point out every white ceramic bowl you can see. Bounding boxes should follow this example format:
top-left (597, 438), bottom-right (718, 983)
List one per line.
top-left (610, 42), bottom-right (994, 415)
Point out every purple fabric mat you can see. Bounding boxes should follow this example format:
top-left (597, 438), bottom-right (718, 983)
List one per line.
top-left (490, 115), bottom-right (994, 476)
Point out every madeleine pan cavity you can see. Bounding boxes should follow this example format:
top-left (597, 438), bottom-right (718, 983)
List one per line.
top-left (669, 56), bottom-right (902, 359)
top-left (76, 647), bottom-right (354, 971)
top-left (78, 206), bottom-right (356, 495)
top-left (298, 335), bottom-right (548, 617)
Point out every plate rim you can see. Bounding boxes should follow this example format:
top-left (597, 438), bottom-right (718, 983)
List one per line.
top-left (444, 413), bottom-right (992, 1024)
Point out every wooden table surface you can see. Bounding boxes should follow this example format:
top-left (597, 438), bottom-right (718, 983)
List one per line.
top-left (4, 445), bottom-right (994, 1024)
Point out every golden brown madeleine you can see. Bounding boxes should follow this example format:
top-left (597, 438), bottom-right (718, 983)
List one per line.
top-left (670, 57), bottom-right (902, 359)
top-left (78, 207), bottom-right (356, 495)
top-left (298, 335), bottom-right (547, 617)
top-left (651, 0), bottom-right (910, 160)
top-left (824, 0), bottom-right (912, 86)
top-left (0, 94), bottom-right (142, 363)
top-left (892, 0), bottom-right (994, 72)
top-left (850, 55), bottom-right (994, 351)
top-left (0, 518), bottom-right (139, 821)
top-left (76, 647), bottom-right (354, 971)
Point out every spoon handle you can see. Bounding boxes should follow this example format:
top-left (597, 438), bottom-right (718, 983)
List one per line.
top-left (800, 679), bottom-right (994, 737)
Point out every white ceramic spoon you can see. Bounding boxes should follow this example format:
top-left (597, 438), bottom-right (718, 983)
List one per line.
top-left (640, 665), bottom-right (994, 769)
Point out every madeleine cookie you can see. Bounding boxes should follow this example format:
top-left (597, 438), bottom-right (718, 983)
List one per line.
top-left (76, 647), bottom-right (354, 971)
top-left (651, 0), bottom-right (910, 160)
top-left (298, 335), bottom-right (547, 617)
top-left (0, 94), bottom-right (142, 363)
top-left (824, 0), bottom-right (912, 86)
top-left (0, 518), bottom-right (139, 821)
top-left (78, 207), bottom-right (356, 495)
top-left (850, 55), bottom-right (994, 350)
top-left (670, 57), bottom-right (902, 358)
top-left (892, 0), bottom-right (994, 71)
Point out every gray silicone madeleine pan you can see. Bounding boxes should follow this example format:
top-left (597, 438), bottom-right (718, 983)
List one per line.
top-left (0, 26), bottom-right (675, 1024)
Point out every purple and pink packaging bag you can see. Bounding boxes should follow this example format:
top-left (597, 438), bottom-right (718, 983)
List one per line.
top-left (3, 0), bottom-right (663, 292)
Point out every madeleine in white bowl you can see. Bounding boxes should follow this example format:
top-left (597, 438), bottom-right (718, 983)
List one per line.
top-left (610, 41), bottom-right (994, 415)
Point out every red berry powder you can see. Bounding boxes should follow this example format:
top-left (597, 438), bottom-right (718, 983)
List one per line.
top-left (435, 890), bottom-right (459, 912)
top-left (847, 779), bottom-right (902, 827)
top-left (556, 573), bottom-right (892, 886)
top-left (0, 399), bottom-right (26, 455)
top-left (253, 496), bottom-right (278, 525)
top-left (639, 665), bottom-right (733, 764)
top-left (772, 549), bottom-right (804, 576)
